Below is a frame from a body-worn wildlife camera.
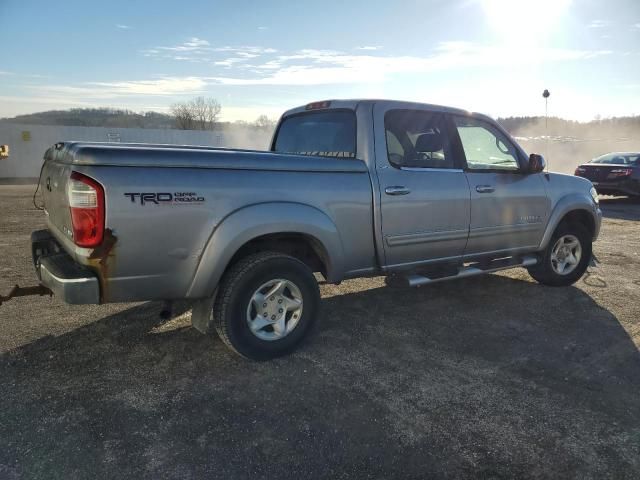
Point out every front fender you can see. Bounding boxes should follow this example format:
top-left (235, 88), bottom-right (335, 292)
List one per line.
top-left (186, 202), bottom-right (345, 298)
top-left (538, 193), bottom-right (601, 250)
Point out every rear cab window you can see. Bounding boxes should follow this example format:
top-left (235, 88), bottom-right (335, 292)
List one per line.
top-left (272, 110), bottom-right (356, 159)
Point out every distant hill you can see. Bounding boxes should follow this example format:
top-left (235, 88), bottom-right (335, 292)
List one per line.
top-left (3, 108), bottom-right (639, 138)
top-left (2, 108), bottom-right (638, 174)
top-left (497, 115), bottom-right (640, 140)
top-left (0, 108), bottom-right (177, 129)
top-left (497, 116), bottom-right (639, 174)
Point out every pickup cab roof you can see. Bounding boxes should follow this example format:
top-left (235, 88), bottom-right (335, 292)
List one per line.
top-left (282, 99), bottom-right (492, 122)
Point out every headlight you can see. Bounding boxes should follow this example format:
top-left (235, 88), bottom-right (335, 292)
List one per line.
top-left (590, 186), bottom-right (599, 204)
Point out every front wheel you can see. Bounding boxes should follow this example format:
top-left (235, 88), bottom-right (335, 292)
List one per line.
top-left (527, 222), bottom-right (592, 287)
top-left (213, 251), bottom-right (320, 360)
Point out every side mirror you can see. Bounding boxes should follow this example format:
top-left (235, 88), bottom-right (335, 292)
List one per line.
top-left (528, 153), bottom-right (546, 173)
top-left (0, 145), bottom-right (9, 160)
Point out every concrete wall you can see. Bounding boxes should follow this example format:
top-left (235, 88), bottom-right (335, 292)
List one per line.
top-left (0, 123), bottom-right (273, 180)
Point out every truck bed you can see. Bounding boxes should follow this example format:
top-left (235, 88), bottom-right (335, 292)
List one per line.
top-left (39, 142), bottom-right (376, 303)
top-left (51, 142), bottom-right (369, 173)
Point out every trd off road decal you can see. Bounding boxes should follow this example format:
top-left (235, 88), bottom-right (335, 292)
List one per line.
top-left (124, 192), bottom-right (205, 205)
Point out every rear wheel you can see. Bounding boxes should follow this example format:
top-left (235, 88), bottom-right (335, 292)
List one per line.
top-left (527, 222), bottom-right (591, 286)
top-left (213, 251), bottom-right (320, 360)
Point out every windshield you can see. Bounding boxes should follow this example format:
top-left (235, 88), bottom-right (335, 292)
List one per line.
top-left (273, 110), bottom-right (356, 158)
top-left (589, 153), bottom-right (639, 165)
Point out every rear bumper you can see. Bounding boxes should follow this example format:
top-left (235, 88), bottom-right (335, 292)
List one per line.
top-left (591, 179), bottom-right (640, 196)
top-left (31, 230), bottom-right (100, 304)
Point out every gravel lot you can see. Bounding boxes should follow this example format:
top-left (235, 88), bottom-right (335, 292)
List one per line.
top-left (1, 184), bottom-right (639, 479)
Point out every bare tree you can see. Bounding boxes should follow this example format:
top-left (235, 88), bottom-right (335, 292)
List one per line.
top-left (192, 96), bottom-right (221, 129)
top-left (171, 97), bottom-right (221, 130)
top-left (171, 102), bottom-right (195, 130)
top-left (254, 114), bottom-right (277, 130)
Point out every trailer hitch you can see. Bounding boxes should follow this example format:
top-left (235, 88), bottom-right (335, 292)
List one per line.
top-left (0, 284), bottom-right (53, 306)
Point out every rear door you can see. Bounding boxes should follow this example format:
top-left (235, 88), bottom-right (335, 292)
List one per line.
top-left (374, 104), bottom-right (470, 269)
top-left (449, 115), bottom-right (550, 257)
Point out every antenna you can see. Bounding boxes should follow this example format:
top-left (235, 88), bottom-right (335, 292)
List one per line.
top-left (542, 89), bottom-right (550, 172)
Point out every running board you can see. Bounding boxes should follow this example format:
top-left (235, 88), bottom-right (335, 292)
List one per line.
top-left (406, 255), bottom-right (539, 287)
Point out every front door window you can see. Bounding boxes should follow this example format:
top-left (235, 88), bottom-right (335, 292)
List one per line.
top-left (453, 117), bottom-right (520, 171)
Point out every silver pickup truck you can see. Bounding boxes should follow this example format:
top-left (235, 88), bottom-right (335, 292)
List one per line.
top-left (31, 99), bottom-right (601, 359)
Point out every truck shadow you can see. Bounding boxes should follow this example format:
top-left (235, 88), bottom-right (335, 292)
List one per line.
top-left (599, 196), bottom-right (640, 221)
top-left (1, 274), bottom-right (639, 478)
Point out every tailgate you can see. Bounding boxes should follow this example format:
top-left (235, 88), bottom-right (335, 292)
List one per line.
top-left (40, 146), bottom-right (74, 242)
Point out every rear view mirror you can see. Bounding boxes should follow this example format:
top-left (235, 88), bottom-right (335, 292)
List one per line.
top-left (0, 145), bottom-right (8, 160)
top-left (528, 153), bottom-right (546, 173)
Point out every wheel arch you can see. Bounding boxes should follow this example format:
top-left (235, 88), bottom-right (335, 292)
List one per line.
top-left (186, 202), bottom-right (344, 298)
top-left (538, 193), bottom-right (600, 250)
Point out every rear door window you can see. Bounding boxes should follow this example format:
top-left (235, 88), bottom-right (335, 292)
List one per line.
top-left (273, 110), bottom-right (356, 158)
top-left (384, 110), bottom-right (454, 169)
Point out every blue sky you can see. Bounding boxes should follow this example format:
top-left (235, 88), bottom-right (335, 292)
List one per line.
top-left (1, 0), bottom-right (639, 121)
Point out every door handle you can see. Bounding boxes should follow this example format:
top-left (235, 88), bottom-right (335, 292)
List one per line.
top-left (385, 186), bottom-right (411, 196)
top-left (475, 185), bottom-right (495, 193)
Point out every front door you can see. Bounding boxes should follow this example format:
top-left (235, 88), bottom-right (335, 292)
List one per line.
top-left (449, 115), bottom-right (550, 257)
top-left (374, 105), bottom-right (470, 269)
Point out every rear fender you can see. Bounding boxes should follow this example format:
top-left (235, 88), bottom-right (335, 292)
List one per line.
top-left (186, 202), bottom-right (344, 298)
top-left (538, 193), bottom-right (600, 250)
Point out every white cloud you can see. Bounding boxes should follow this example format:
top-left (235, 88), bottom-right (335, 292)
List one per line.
top-left (0, 71), bottom-right (48, 79)
top-left (116, 24), bottom-right (131, 29)
top-left (258, 26), bottom-right (268, 30)
top-left (90, 77), bottom-right (208, 96)
top-left (355, 46), bottom-right (382, 51)
top-left (210, 43), bottom-right (613, 86)
top-left (3, 95), bottom-right (89, 106)
top-left (142, 41), bottom-right (277, 66)
top-left (184, 37), bottom-right (209, 47)
top-left (588, 20), bottom-right (610, 28)
top-left (4, 42), bottom-right (619, 120)
top-left (214, 58), bottom-right (246, 67)
top-left (156, 37), bottom-right (211, 53)
top-left (213, 46), bottom-right (277, 54)
top-left (32, 77), bottom-right (207, 99)
top-left (253, 60), bottom-right (284, 70)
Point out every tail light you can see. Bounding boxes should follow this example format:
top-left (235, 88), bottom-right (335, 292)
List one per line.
top-left (610, 168), bottom-right (633, 177)
top-left (67, 172), bottom-right (105, 247)
top-left (575, 167), bottom-right (586, 175)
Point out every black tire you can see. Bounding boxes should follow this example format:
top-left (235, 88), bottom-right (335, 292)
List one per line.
top-left (527, 222), bottom-right (592, 287)
top-left (213, 251), bottom-right (320, 360)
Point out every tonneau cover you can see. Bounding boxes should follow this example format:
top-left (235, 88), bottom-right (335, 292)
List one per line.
top-left (49, 142), bottom-right (368, 173)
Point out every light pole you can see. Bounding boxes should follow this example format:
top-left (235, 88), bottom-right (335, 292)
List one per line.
top-left (542, 89), bottom-right (550, 171)
top-left (542, 89), bottom-right (550, 129)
